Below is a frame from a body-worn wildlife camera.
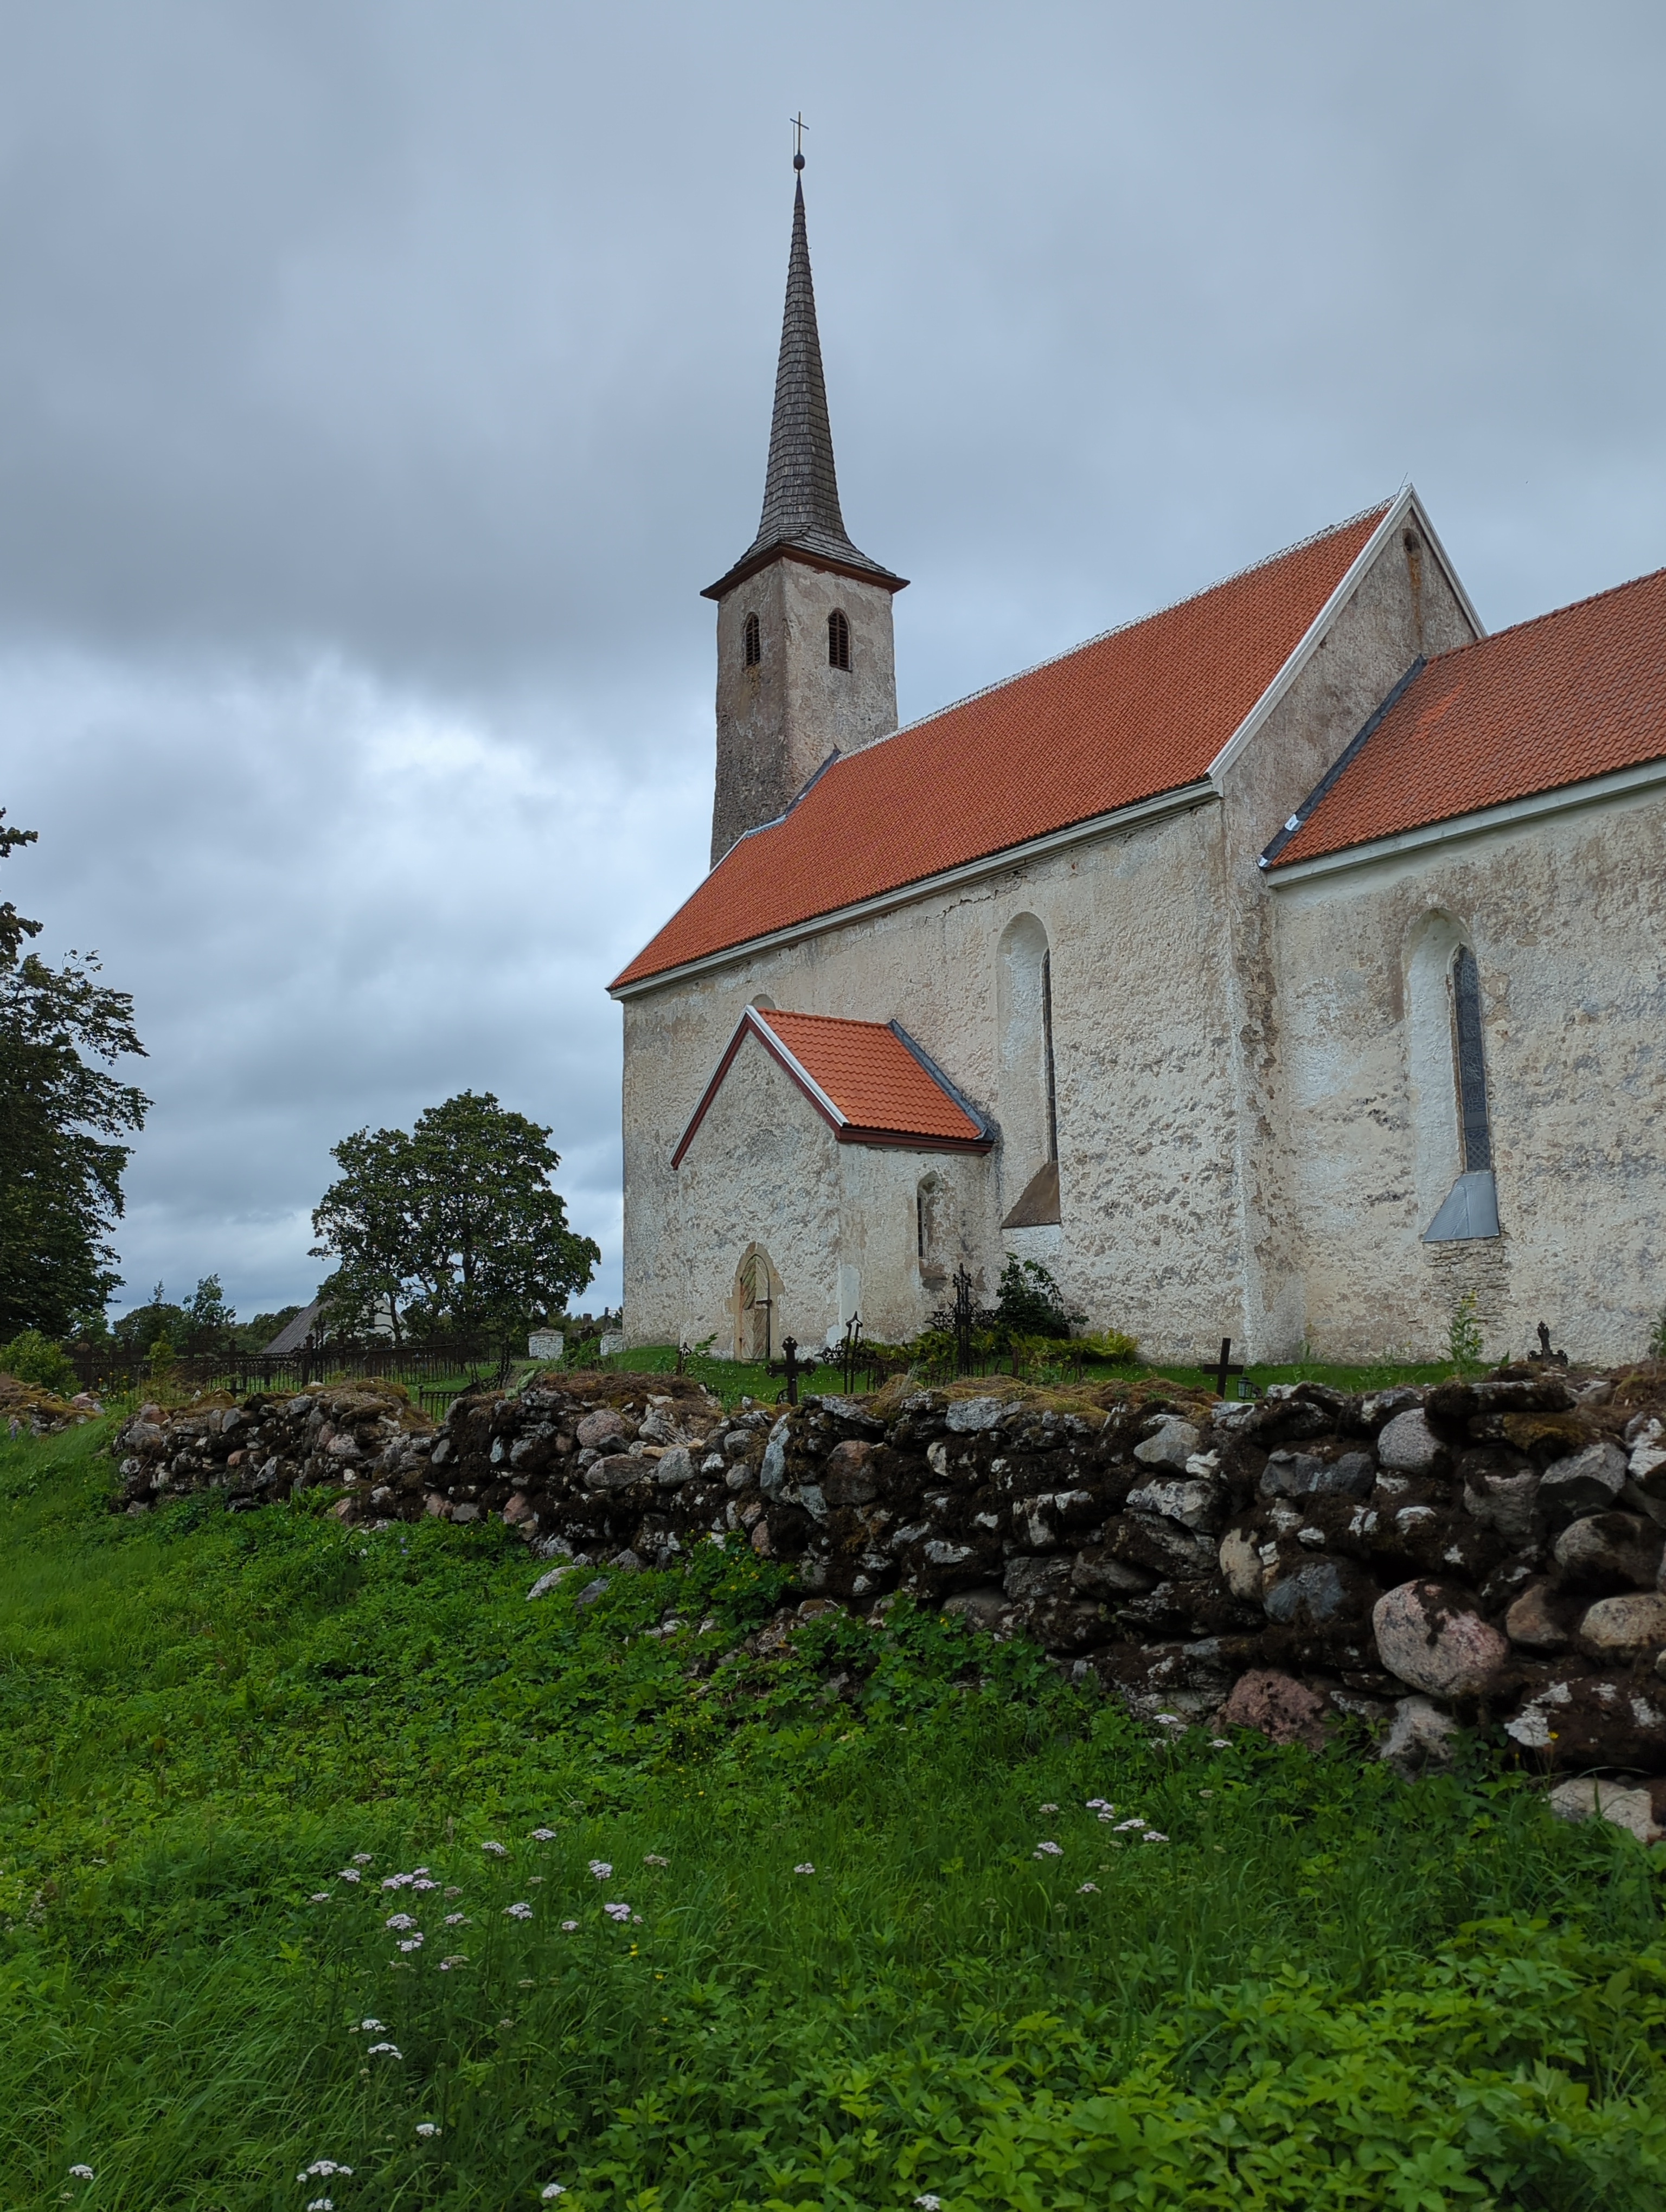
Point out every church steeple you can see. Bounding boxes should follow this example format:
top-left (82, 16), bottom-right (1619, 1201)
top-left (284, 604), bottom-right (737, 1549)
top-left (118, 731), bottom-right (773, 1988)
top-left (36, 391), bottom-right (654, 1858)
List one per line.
top-left (704, 155), bottom-right (906, 868)
top-left (706, 173), bottom-right (901, 600)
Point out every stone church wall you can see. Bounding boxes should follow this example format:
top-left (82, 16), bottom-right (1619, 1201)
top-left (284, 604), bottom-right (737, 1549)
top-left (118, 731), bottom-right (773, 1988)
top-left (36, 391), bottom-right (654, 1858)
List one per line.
top-left (620, 793), bottom-right (1253, 1361)
top-left (1272, 785), bottom-right (1666, 1367)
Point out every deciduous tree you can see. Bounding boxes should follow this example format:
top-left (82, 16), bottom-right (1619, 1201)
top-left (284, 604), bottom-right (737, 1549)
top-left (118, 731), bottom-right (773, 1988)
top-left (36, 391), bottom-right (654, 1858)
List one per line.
top-left (0, 814), bottom-right (149, 1339)
top-left (311, 1090), bottom-right (599, 1348)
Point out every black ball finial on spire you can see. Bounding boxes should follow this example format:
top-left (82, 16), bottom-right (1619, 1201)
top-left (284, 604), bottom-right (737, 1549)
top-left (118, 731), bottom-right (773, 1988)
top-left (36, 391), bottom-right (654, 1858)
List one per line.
top-left (793, 151), bottom-right (805, 171)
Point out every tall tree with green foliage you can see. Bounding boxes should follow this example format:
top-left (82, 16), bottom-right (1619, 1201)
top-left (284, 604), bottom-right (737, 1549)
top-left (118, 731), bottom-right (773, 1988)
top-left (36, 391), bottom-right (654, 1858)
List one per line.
top-left (0, 814), bottom-right (150, 1339)
top-left (311, 1090), bottom-right (599, 1346)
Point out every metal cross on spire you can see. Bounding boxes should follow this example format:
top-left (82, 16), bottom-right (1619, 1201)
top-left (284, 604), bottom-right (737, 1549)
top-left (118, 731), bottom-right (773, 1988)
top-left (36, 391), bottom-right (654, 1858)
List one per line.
top-left (790, 111), bottom-right (808, 169)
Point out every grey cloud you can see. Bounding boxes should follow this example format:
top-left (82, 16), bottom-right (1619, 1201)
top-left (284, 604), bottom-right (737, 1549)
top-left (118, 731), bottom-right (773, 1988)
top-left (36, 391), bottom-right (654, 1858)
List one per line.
top-left (0, 0), bottom-right (1662, 1320)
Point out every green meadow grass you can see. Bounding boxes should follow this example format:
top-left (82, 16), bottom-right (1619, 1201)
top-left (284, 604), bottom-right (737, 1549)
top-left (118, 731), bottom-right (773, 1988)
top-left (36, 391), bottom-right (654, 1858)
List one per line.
top-left (598, 1343), bottom-right (1457, 1411)
top-left (2, 1419), bottom-right (1664, 2209)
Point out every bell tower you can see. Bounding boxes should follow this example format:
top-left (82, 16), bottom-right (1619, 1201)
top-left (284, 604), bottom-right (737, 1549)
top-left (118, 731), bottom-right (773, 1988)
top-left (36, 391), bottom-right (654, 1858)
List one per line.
top-left (703, 153), bottom-right (907, 868)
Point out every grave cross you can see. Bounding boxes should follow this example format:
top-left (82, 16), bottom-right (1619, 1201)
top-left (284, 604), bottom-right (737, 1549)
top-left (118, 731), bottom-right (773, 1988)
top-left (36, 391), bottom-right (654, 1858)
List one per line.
top-left (1204, 1336), bottom-right (1245, 1398)
top-left (768, 1334), bottom-right (819, 1406)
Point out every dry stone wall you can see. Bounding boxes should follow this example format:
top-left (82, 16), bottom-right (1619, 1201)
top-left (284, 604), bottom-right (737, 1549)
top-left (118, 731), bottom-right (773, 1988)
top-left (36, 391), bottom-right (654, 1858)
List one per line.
top-left (111, 1362), bottom-right (1666, 1794)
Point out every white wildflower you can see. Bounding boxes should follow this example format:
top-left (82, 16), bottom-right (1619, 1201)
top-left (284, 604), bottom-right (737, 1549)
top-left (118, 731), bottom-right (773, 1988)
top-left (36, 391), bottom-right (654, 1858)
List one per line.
top-left (439, 1954), bottom-right (468, 1970)
top-left (306, 2200), bottom-right (332, 2211)
top-left (1096, 1808), bottom-right (1119, 1822)
top-left (1077, 1881), bottom-right (1099, 1894)
top-left (644, 1853), bottom-right (668, 1865)
top-left (351, 1853), bottom-right (373, 1864)
top-left (915, 2197), bottom-right (941, 2210)
top-left (542, 2188), bottom-right (567, 2201)
top-left (398, 1935), bottom-right (423, 1951)
top-left (411, 1876), bottom-right (438, 1892)
top-left (337, 1868), bottom-right (361, 1883)
top-left (310, 1892), bottom-right (332, 1902)
top-left (385, 1912), bottom-right (418, 1931)
top-left (531, 1826), bottom-right (557, 1841)
top-left (1033, 1841), bottom-right (1063, 1857)
top-left (415, 2123), bottom-right (440, 2138)
top-left (1085, 1797), bottom-right (1112, 1811)
top-left (1155, 1713), bottom-right (1185, 1728)
top-left (793, 1862), bottom-right (815, 1875)
top-left (1142, 1830), bottom-right (1170, 1844)
top-left (560, 1918), bottom-right (579, 1931)
top-left (299, 2162), bottom-right (353, 2178)
top-left (444, 1884), bottom-right (464, 1896)
top-left (444, 1911), bottom-right (471, 1926)
top-left (67, 2167), bottom-right (94, 2182)
top-left (482, 1840), bottom-right (508, 1856)
top-left (604, 1901), bottom-right (630, 1921)
top-left (588, 1859), bottom-right (612, 1878)
top-left (381, 1873), bottom-right (413, 1890)
top-left (1210, 1737), bottom-right (1231, 1748)
top-left (366, 2041), bottom-right (402, 2057)
top-left (358, 2018), bottom-right (386, 2032)
top-left (1039, 1802), bottom-right (1059, 1813)
top-left (505, 1901), bottom-right (533, 1920)
top-left (1112, 1817), bottom-right (1146, 1832)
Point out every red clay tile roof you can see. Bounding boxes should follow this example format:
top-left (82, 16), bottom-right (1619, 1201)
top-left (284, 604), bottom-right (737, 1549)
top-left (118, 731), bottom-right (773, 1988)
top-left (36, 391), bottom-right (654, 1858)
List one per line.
top-left (616, 505), bottom-right (1392, 987)
top-left (1272, 566), bottom-right (1666, 867)
top-left (672, 1008), bottom-right (990, 1165)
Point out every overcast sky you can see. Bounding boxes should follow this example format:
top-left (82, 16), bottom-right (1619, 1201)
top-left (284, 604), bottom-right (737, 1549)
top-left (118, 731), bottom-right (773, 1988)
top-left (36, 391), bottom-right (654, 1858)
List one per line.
top-left (2, 1), bottom-right (1663, 1326)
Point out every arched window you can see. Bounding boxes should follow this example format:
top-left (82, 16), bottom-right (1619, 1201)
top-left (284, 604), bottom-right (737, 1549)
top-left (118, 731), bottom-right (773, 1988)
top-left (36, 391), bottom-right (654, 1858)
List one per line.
top-left (1451, 946), bottom-right (1491, 1172)
top-left (1406, 912), bottom-right (1498, 1242)
top-left (742, 611), bottom-right (761, 667)
top-left (827, 608), bottom-right (850, 671)
top-left (996, 913), bottom-right (1061, 1228)
top-left (917, 1172), bottom-right (946, 1282)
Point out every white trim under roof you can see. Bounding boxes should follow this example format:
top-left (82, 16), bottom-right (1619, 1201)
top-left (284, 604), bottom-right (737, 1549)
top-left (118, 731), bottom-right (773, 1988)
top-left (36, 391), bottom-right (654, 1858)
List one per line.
top-left (1266, 754), bottom-right (1666, 887)
top-left (1205, 486), bottom-right (1485, 789)
top-left (611, 779), bottom-right (1217, 999)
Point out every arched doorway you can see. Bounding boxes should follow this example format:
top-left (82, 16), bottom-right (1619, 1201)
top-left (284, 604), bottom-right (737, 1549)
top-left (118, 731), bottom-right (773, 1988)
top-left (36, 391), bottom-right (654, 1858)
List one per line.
top-left (733, 1245), bottom-right (779, 1362)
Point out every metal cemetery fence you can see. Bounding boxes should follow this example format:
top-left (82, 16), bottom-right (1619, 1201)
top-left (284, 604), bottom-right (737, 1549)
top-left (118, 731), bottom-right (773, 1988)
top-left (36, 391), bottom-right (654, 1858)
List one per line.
top-left (69, 1338), bottom-right (512, 1402)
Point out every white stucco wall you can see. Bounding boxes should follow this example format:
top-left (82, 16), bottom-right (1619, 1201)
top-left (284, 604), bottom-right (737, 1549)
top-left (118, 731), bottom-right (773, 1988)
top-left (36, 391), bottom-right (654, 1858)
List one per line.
top-left (658, 1027), bottom-right (994, 1352)
top-left (1271, 783), bottom-right (1666, 1365)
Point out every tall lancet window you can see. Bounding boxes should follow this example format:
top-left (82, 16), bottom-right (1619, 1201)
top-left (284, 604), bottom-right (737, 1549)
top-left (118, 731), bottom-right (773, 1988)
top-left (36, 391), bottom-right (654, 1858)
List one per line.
top-left (1452, 946), bottom-right (1492, 1172)
top-left (1411, 916), bottom-right (1500, 1243)
top-left (827, 608), bottom-right (850, 670)
top-left (742, 611), bottom-right (761, 667)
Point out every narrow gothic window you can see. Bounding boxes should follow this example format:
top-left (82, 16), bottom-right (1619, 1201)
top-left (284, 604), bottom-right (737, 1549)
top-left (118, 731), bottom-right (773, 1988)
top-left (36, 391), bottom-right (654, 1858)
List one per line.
top-left (827, 608), bottom-right (850, 671)
top-left (742, 611), bottom-right (761, 667)
top-left (1451, 946), bottom-right (1492, 1171)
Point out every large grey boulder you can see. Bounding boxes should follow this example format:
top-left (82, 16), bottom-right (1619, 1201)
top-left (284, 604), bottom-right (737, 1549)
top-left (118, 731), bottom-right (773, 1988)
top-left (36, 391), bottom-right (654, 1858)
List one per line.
top-left (575, 1407), bottom-right (628, 1451)
top-left (1552, 1512), bottom-right (1662, 1591)
top-left (1577, 1592), bottom-right (1666, 1662)
top-left (1372, 1579), bottom-right (1508, 1697)
top-left (1381, 1695), bottom-right (1460, 1776)
top-left (1124, 1476), bottom-right (1226, 1532)
top-left (1133, 1417), bottom-right (1202, 1469)
top-left (1539, 1440), bottom-right (1628, 1519)
top-left (1377, 1410), bottom-right (1443, 1473)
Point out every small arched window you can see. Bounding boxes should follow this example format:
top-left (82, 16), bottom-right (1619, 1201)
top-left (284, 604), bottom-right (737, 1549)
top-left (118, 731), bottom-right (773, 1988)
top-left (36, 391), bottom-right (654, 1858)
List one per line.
top-left (742, 611), bottom-right (761, 667)
top-left (827, 608), bottom-right (850, 671)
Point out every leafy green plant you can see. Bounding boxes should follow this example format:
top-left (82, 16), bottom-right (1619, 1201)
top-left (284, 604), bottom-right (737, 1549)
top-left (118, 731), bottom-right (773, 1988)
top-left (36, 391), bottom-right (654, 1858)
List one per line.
top-left (1448, 1289), bottom-right (1485, 1372)
top-left (0, 1327), bottom-right (77, 1394)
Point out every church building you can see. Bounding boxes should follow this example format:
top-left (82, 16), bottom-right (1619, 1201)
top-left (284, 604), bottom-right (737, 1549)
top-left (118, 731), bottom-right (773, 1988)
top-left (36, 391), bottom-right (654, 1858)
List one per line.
top-left (610, 167), bottom-right (1666, 1368)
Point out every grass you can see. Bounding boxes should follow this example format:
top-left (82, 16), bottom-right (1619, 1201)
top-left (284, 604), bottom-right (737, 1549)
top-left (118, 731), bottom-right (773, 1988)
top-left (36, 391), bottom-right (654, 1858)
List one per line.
top-left (603, 1342), bottom-right (1460, 1412)
top-left (1, 1419), bottom-right (1664, 2208)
